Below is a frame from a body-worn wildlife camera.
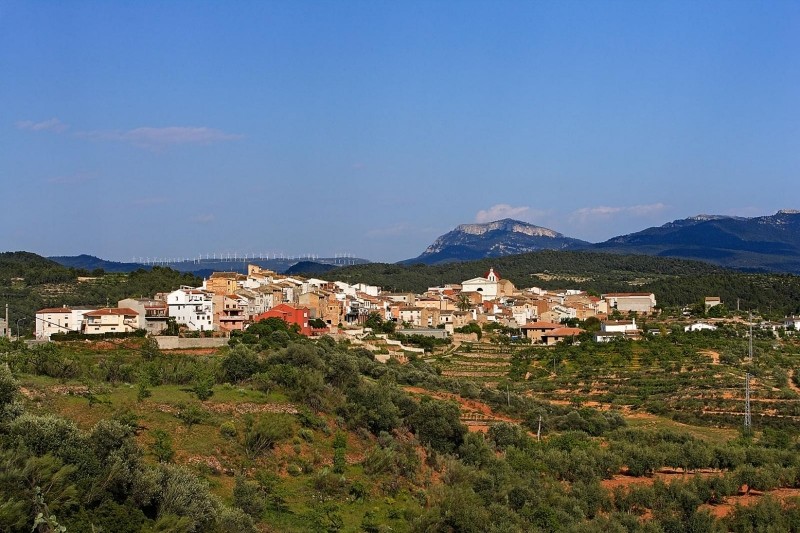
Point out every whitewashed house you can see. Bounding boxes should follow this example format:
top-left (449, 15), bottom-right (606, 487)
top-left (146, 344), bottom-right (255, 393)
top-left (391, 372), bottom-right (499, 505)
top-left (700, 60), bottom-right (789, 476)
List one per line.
top-left (168, 287), bottom-right (215, 331)
top-left (35, 306), bottom-right (95, 339)
top-left (684, 322), bottom-right (717, 332)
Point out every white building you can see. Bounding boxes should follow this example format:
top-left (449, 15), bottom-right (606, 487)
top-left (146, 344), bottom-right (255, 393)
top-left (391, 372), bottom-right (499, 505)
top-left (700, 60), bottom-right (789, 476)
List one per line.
top-left (35, 306), bottom-right (95, 339)
top-left (118, 298), bottom-right (169, 335)
top-left (602, 293), bottom-right (657, 314)
top-left (461, 268), bottom-right (500, 302)
top-left (83, 308), bottom-right (140, 335)
top-left (398, 307), bottom-right (423, 326)
top-left (236, 289), bottom-right (271, 319)
top-left (684, 322), bottom-right (717, 332)
top-left (595, 319), bottom-right (641, 343)
top-left (167, 287), bottom-right (215, 331)
top-left (353, 283), bottom-right (380, 297)
top-left (785, 316), bottom-right (800, 331)
top-left (601, 319), bottom-right (638, 333)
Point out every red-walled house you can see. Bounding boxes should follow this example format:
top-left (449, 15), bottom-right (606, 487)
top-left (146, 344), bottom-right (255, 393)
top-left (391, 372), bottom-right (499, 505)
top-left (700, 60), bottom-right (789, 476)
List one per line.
top-left (253, 304), bottom-right (311, 336)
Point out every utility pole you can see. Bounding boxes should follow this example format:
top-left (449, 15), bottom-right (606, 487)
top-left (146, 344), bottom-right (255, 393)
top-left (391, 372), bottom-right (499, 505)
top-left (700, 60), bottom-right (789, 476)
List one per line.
top-left (749, 311), bottom-right (753, 363)
top-left (744, 373), bottom-right (752, 430)
top-left (744, 311), bottom-right (753, 431)
top-left (5, 303), bottom-right (9, 339)
top-left (537, 415), bottom-right (542, 442)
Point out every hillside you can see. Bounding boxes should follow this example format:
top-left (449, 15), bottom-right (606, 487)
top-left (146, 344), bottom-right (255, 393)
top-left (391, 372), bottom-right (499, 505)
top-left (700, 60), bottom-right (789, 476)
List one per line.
top-left (49, 254), bottom-right (150, 273)
top-left (0, 251), bottom-right (75, 286)
top-left (6, 309), bottom-right (800, 530)
top-left (333, 250), bottom-right (724, 292)
top-left (283, 261), bottom-right (340, 276)
top-left (405, 219), bottom-right (590, 264)
top-left (1, 252), bottom-right (202, 335)
top-left (595, 210), bottom-right (800, 272)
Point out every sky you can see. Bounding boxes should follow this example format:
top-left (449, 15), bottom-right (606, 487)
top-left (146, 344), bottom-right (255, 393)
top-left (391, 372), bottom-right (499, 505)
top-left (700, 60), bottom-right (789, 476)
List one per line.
top-left (1, 1), bottom-right (799, 262)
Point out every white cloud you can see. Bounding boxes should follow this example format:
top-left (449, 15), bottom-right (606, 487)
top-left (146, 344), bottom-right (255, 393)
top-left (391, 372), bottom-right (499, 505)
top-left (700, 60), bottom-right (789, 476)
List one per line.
top-left (475, 204), bottom-right (544, 223)
top-left (16, 118), bottom-right (68, 133)
top-left (77, 126), bottom-right (243, 148)
top-left (192, 214), bottom-right (215, 224)
top-left (570, 203), bottom-right (667, 223)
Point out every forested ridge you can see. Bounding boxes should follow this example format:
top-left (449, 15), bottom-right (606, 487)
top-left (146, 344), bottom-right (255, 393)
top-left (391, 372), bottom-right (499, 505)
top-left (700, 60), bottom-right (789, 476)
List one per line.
top-left (0, 252), bottom-right (201, 334)
top-left (320, 251), bottom-right (800, 315)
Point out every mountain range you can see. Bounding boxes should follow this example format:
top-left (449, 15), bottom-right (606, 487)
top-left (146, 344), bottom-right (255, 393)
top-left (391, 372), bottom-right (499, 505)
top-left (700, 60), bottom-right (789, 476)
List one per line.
top-left (44, 210), bottom-right (800, 276)
top-left (402, 219), bottom-right (589, 264)
top-left (405, 210), bottom-right (800, 274)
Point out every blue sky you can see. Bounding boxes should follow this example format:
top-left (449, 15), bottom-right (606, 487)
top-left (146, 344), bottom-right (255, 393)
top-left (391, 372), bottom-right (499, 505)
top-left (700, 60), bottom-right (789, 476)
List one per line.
top-left (2, 1), bottom-right (799, 262)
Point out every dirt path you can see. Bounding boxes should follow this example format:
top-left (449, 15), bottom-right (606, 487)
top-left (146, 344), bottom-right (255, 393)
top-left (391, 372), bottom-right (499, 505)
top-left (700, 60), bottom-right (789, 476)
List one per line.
top-left (700, 488), bottom-right (800, 518)
top-left (699, 350), bottom-right (720, 364)
top-left (601, 468), bottom-right (719, 491)
top-left (788, 369), bottom-right (800, 396)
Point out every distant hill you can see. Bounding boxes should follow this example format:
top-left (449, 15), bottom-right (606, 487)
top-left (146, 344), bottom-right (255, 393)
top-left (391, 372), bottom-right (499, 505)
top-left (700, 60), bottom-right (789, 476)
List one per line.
top-left (48, 256), bottom-right (371, 275)
top-left (594, 210), bottom-right (800, 273)
top-left (284, 261), bottom-right (340, 276)
top-left (49, 254), bottom-right (150, 273)
top-left (406, 211), bottom-right (800, 274)
top-left (1, 251), bottom-right (75, 286)
top-left (1, 252), bottom-right (203, 336)
top-left (404, 219), bottom-right (590, 264)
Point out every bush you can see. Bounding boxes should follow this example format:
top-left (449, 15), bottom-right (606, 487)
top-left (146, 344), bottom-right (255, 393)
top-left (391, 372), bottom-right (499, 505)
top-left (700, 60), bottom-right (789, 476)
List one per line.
top-left (221, 345), bottom-right (262, 383)
top-left (244, 415), bottom-right (295, 458)
top-left (158, 464), bottom-right (217, 531)
top-left (191, 370), bottom-right (215, 401)
top-left (233, 476), bottom-right (266, 518)
top-left (176, 404), bottom-right (208, 430)
top-left (216, 506), bottom-right (257, 533)
top-left (220, 421), bottom-right (237, 438)
top-left (407, 398), bottom-right (466, 454)
top-left (0, 363), bottom-right (20, 421)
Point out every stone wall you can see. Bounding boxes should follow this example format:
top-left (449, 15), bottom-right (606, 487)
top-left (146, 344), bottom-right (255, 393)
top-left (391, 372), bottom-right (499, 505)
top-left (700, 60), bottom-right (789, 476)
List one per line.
top-left (155, 337), bottom-right (228, 350)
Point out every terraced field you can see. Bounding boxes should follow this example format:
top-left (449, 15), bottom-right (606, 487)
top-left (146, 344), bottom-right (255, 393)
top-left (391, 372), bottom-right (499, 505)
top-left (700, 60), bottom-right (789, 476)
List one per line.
top-left (434, 342), bottom-right (515, 382)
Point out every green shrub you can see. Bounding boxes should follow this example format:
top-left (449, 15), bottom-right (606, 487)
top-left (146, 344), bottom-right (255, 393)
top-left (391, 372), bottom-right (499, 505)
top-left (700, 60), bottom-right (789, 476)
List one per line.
top-left (176, 404), bottom-right (208, 430)
top-left (151, 429), bottom-right (175, 463)
top-left (244, 414), bottom-right (295, 458)
top-left (233, 476), bottom-right (265, 518)
top-left (220, 421), bottom-right (237, 438)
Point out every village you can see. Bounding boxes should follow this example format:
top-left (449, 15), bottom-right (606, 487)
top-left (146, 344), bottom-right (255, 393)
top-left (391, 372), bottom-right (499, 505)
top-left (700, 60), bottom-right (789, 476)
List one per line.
top-left (32, 264), bottom-right (799, 354)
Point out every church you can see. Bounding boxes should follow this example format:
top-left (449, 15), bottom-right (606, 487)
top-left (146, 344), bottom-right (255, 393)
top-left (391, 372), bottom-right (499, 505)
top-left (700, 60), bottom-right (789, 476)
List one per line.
top-left (460, 268), bottom-right (514, 302)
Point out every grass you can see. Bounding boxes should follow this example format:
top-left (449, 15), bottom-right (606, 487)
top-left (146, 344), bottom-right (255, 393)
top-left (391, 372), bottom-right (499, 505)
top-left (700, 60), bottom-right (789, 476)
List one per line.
top-left (625, 412), bottom-right (739, 444)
